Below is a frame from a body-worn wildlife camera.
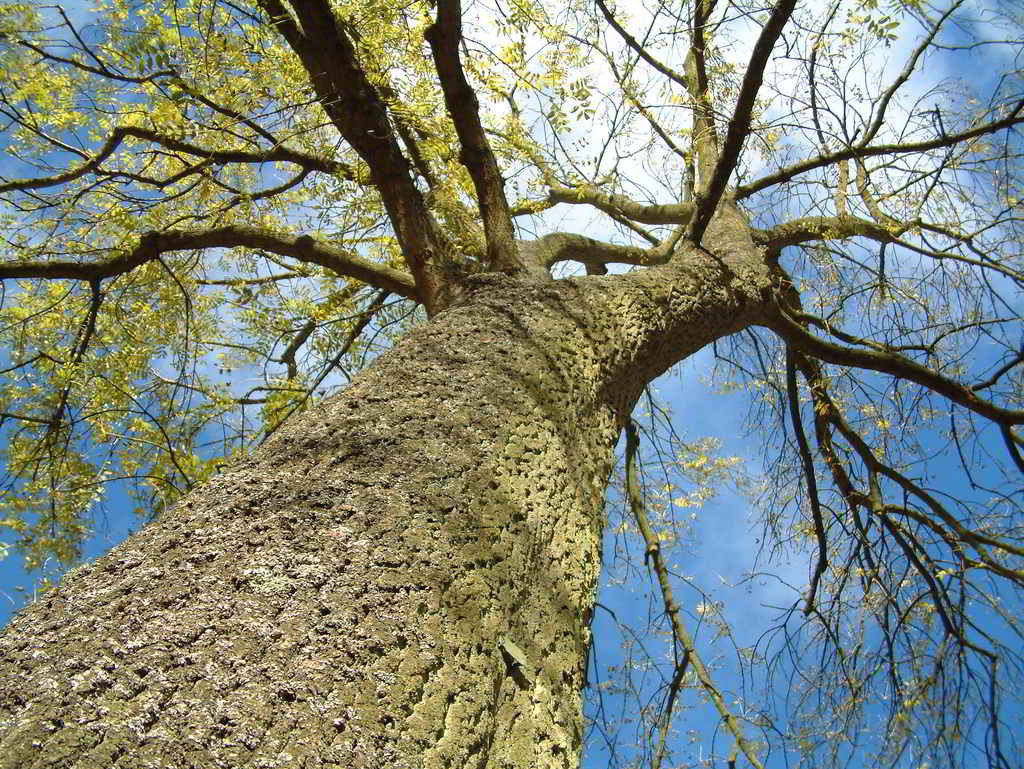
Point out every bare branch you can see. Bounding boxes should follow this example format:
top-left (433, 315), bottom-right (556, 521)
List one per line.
top-left (261, 289), bottom-right (391, 443)
top-left (859, 0), bottom-right (965, 146)
top-left (785, 346), bottom-right (828, 615)
top-left (595, 0), bottom-right (690, 91)
top-left (625, 421), bottom-right (764, 769)
top-left (1002, 427), bottom-right (1024, 476)
top-left (771, 304), bottom-right (1024, 426)
top-left (755, 215), bottom-right (1024, 285)
top-left (43, 278), bottom-right (104, 445)
top-left (973, 353), bottom-right (1024, 392)
top-left (494, 118), bottom-right (694, 226)
top-left (277, 318), bottom-right (317, 381)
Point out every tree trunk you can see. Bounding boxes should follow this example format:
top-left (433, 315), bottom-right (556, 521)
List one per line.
top-left (0, 217), bottom-right (772, 768)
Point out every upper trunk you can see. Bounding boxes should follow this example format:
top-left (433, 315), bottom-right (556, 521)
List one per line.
top-left (0, 213), bottom-right (772, 768)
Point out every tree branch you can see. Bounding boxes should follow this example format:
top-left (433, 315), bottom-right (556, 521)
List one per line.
top-left (753, 214), bottom-right (900, 249)
top-left (494, 118), bottom-right (694, 226)
top-left (261, 289), bottom-right (391, 443)
top-left (756, 214), bottom-right (1023, 286)
top-left (625, 421), bottom-right (764, 769)
top-left (687, 0), bottom-right (796, 243)
top-left (43, 278), bottom-right (104, 445)
top-left (804, 352), bottom-right (1024, 575)
top-left (785, 346), bottom-right (829, 615)
top-left (525, 231), bottom-right (677, 271)
top-left (735, 99), bottom-right (1024, 200)
top-left (425, 0), bottom-right (522, 274)
top-left (769, 304), bottom-right (1024, 426)
top-left (858, 0), bottom-right (965, 146)
top-left (257, 0), bottom-right (449, 313)
top-left (546, 184), bottom-right (693, 225)
top-left (973, 352), bottom-right (1024, 392)
top-left (688, 0), bottom-right (720, 183)
top-left (0, 125), bottom-right (355, 195)
top-left (0, 226), bottom-right (419, 300)
top-left (14, 38), bottom-right (175, 86)
top-left (595, 0), bottom-right (690, 91)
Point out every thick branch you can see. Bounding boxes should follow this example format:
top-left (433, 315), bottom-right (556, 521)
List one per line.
top-left (757, 215), bottom-right (1023, 285)
top-left (524, 231), bottom-right (680, 271)
top-left (688, 0), bottom-right (720, 182)
top-left (257, 0), bottom-right (448, 313)
top-left (687, 0), bottom-right (796, 243)
top-left (854, 160), bottom-right (900, 228)
top-left (753, 214), bottom-right (900, 249)
top-left (0, 226), bottom-right (419, 300)
top-left (425, 0), bottom-right (522, 274)
top-left (546, 185), bottom-right (693, 225)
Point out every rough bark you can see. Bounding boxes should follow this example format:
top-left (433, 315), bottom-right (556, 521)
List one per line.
top-left (0, 214), bottom-right (771, 768)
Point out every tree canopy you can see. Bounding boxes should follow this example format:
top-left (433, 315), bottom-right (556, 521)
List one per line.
top-left (1, 0), bottom-right (1022, 766)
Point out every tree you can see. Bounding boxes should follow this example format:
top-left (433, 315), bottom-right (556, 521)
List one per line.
top-left (0, 0), bottom-right (1021, 766)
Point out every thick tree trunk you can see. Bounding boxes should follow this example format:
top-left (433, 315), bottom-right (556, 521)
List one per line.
top-left (0, 216), bottom-right (772, 768)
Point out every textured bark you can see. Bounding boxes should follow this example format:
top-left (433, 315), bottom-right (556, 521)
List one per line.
top-left (0, 215), bottom-right (772, 768)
